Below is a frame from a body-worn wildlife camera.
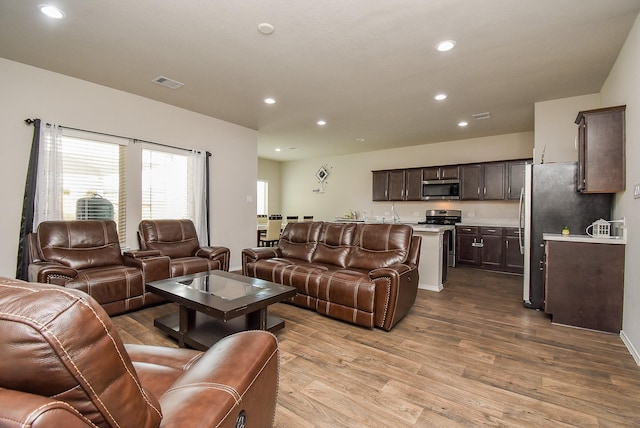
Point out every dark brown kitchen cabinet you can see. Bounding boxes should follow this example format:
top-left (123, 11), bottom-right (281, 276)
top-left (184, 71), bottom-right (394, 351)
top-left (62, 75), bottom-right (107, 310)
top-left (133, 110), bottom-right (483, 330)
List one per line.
top-left (504, 227), bottom-right (524, 273)
top-left (456, 226), bottom-right (480, 265)
top-left (373, 168), bottom-right (423, 201)
top-left (423, 165), bottom-right (459, 180)
top-left (506, 161), bottom-right (527, 200)
top-left (575, 105), bottom-right (625, 193)
top-left (460, 162), bottom-right (505, 200)
top-left (372, 170), bottom-right (389, 201)
top-left (479, 227), bottom-right (503, 267)
top-left (483, 163), bottom-right (506, 200)
top-left (404, 168), bottom-right (424, 200)
top-left (544, 240), bottom-right (624, 333)
top-left (456, 226), bottom-right (523, 273)
top-left (459, 164), bottom-right (482, 200)
top-left (388, 170), bottom-right (406, 200)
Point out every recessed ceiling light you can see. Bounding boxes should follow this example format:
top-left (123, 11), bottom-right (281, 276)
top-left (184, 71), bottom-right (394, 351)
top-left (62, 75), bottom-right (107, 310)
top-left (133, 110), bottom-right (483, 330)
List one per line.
top-left (258, 23), bottom-right (275, 35)
top-left (317, 120), bottom-right (327, 126)
top-left (434, 93), bottom-right (447, 101)
top-left (436, 40), bottom-right (456, 52)
top-left (40, 4), bottom-right (65, 19)
top-left (458, 121), bottom-right (469, 127)
top-left (264, 97), bottom-right (276, 104)
top-left (275, 147), bottom-right (281, 152)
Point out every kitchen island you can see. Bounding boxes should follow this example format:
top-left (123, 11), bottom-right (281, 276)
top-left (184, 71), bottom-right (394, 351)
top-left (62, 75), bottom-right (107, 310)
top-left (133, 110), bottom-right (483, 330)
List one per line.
top-left (411, 224), bottom-right (454, 292)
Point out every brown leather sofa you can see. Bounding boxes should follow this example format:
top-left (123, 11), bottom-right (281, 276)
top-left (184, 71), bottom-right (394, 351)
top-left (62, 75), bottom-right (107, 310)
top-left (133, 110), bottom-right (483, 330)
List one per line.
top-left (137, 219), bottom-right (230, 276)
top-left (0, 277), bottom-right (279, 428)
top-left (28, 220), bottom-right (170, 315)
top-left (242, 221), bottom-right (421, 331)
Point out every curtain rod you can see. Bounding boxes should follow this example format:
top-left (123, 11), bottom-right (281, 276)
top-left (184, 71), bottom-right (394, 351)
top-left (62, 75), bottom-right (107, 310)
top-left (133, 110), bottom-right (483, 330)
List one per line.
top-left (24, 118), bottom-right (211, 156)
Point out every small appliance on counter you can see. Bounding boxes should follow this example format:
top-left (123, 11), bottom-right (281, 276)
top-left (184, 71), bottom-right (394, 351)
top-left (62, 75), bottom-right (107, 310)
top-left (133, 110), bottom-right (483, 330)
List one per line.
top-left (585, 218), bottom-right (626, 239)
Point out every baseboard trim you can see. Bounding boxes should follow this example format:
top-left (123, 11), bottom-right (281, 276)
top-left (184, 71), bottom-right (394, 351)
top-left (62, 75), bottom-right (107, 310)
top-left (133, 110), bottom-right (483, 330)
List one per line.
top-left (418, 283), bottom-right (443, 292)
top-left (620, 330), bottom-right (640, 365)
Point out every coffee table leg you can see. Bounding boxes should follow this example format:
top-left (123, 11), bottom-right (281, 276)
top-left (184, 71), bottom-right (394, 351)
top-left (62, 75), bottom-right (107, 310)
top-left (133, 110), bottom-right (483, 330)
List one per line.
top-left (178, 306), bottom-right (196, 347)
top-left (247, 308), bottom-right (268, 330)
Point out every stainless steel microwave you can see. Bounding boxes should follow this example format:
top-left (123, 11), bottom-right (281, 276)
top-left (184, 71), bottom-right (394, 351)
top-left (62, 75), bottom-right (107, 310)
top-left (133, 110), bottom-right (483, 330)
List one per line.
top-left (421, 179), bottom-right (460, 200)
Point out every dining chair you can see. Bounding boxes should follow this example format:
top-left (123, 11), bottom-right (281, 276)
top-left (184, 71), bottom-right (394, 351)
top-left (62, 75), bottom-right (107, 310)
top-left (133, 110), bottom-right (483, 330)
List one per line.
top-left (259, 218), bottom-right (282, 247)
top-left (286, 215), bottom-right (299, 223)
top-left (257, 214), bottom-right (268, 225)
top-left (303, 215), bottom-right (314, 222)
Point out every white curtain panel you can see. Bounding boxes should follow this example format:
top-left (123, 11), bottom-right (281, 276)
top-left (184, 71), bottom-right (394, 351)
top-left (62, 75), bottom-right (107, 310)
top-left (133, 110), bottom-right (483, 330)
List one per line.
top-left (33, 123), bottom-right (63, 229)
top-left (188, 150), bottom-right (208, 245)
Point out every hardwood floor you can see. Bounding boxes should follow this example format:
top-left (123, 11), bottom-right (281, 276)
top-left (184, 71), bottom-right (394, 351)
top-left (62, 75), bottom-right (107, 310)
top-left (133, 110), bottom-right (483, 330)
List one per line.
top-left (112, 268), bottom-right (640, 427)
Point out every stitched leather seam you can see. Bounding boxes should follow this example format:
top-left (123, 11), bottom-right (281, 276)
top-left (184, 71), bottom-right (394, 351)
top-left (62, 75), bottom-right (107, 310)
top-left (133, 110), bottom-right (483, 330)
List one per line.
top-left (0, 285), bottom-right (162, 424)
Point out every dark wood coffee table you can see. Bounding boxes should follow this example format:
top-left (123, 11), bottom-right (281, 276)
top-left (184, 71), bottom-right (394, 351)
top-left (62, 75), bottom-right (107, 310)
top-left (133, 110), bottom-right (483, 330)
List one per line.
top-left (147, 270), bottom-right (296, 351)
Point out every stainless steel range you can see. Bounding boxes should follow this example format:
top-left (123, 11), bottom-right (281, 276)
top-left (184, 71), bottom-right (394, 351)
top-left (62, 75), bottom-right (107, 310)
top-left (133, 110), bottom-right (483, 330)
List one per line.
top-left (418, 209), bottom-right (461, 267)
top-left (419, 209), bottom-right (462, 225)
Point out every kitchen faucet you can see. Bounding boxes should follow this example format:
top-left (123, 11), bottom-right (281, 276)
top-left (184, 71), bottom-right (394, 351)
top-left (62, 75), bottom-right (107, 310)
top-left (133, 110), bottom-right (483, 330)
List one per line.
top-left (391, 202), bottom-right (400, 224)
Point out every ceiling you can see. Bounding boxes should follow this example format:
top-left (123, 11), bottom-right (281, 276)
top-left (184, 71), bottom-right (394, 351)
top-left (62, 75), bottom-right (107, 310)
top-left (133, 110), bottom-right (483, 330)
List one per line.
top-left (1, 1), bottom-right (639, 161)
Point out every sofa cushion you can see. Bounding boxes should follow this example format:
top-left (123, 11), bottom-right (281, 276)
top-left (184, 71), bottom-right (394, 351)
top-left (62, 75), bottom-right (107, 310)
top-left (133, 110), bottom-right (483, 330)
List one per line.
top-left (318, 222), bottom-right (357, 246)
top-left (37, 220), bottom-right (124, 270)
top-left (312, 243), bottom-right (351, 268)
top-left (65, 265), bottom-right (144, 305)
top-left (278, 222), bottom-right (323, 262)
top-left (279, 240), bottom-right (317, 262)
top-left (347, 224), bottom-right (411, 270)
top-left (139, 219), bottom-right (201, 259)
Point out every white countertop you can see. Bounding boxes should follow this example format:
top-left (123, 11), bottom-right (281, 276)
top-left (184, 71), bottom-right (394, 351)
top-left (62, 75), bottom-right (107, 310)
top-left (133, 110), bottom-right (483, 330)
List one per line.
top-left (543, 233), bottom-right (626, 245)
top-left (412, 225), bottom-right (455, 233)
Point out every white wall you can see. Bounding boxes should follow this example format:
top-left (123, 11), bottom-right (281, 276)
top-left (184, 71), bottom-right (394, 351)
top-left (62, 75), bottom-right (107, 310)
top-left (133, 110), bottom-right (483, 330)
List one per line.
top-left (280, 132), bottom-right (533, 224)
top-left (0, 58), bottom-right (257, 273)
top-left (534, 94), bottom-right (601, 164)
top-left (600, 13), bottom-right (640, 363)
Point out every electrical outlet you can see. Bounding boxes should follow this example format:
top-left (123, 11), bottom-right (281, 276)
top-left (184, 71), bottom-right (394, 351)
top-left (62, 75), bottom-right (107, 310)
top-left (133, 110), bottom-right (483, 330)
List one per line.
top-left (634, 184), bottom-right (640, 199)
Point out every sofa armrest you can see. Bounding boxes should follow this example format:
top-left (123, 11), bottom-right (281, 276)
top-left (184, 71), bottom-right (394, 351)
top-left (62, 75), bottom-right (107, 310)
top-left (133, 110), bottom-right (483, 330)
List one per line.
top-left (27, 262), bottom-right (77, 285)
top-left (0, 388), bottom-right (92, 428)
top-left (123, 253), bottom-right (171, 283)
top-left (123, 249), bottom-right (162, 258)
top-left (157, 331), bottom-right (279, 427)
top-left (241, 247), bottom-right (281, 275)
top-left (369, 262), bottom-right (419, 331)
top-left (195, 246), bottom-right (230, 271)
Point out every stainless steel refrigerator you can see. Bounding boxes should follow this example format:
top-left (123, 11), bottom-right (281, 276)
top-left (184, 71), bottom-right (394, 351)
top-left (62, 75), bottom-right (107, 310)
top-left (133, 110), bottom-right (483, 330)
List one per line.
top-left (520, 162), bottom-right (612, 309)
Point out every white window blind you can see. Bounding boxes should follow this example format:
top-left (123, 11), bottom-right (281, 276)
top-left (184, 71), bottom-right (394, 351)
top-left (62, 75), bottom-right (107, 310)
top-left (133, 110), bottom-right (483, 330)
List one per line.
top-left (60, 135), bottom-right (126, 242)
top-left (142, 149), bottom-right (189, 219)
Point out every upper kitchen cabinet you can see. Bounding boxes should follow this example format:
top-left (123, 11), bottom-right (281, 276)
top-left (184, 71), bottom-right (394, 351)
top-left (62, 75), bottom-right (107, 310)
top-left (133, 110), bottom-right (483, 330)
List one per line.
top-left (404, 168), bottom-right (424, 200)
top-left (372, 170), bottom-right (389, 201)
top-left (373, 168), bottom-right (423, 201)
top-left (460, 162), bottom-right (505, 200)
top-left (575, 105), bottom-right (626, 193)
top-left (423, 165), bottom-right (459, 180)
top-left (388, 169), bottom-right (406, 200)
top-left (506, 160), bottom-right (527, 200)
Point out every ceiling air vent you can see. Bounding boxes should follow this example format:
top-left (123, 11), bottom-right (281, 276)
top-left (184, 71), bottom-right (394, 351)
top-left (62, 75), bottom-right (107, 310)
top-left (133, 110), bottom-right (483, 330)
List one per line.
top-left (152, 76), bottom-right (184, 89)
top-left (472, 112), bottom-right (492, 120)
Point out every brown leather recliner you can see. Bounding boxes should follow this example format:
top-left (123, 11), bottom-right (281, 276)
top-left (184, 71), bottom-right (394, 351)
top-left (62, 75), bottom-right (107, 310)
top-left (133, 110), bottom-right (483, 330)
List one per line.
top-left (137, 219), bottom-right (230, 277)
top-left (28, 220), bottom-right (170, 315)
top-left (0, 277), bottom-right (279, 428)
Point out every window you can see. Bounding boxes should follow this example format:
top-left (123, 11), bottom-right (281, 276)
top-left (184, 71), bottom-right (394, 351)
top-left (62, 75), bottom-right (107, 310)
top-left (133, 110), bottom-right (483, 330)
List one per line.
top-left (58, 135), bottom-right (127, 242)
top-left (35, 126), bottom-right (208, 249)
top-left (142, 149), bottom-right (189, 219)
top-left (257, 180), bottom-right (268, 215)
